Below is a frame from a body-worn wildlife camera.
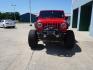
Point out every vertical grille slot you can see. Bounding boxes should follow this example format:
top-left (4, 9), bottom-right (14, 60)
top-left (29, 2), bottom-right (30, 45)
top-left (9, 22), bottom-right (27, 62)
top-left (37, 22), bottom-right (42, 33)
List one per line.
top-left (43, 23), bottom-right (60, 29)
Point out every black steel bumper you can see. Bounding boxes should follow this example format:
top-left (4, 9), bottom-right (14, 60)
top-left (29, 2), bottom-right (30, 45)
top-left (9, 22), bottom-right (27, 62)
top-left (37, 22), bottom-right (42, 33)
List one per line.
top-left (37, 30), bottom-right (66, 42)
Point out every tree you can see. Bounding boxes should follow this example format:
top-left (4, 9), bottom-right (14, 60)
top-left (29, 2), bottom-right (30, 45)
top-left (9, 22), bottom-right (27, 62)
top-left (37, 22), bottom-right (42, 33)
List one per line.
top-left (0, 12), bottom-right (2, 19)
top-left (15, 12), bottom-right (20, 20)
top-left (0, 12), bottom-right (20, 21)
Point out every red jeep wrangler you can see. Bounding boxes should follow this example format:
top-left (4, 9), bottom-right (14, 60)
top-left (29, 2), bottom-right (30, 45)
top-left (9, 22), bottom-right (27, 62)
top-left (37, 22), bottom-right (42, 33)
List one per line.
top-left (28, 10), bottom-right (75, 49)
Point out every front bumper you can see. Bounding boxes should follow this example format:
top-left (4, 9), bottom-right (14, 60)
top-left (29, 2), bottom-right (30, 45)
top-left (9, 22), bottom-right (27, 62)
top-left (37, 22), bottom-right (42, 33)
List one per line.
top-left (37, 30), bottom-right (66, 41)
top-left (5, 24), bottom-right (15, 27)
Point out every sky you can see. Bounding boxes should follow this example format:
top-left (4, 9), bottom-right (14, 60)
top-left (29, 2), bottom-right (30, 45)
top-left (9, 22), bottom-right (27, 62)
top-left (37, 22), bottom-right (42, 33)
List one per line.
top-left (0, 0), bottom-right (72, 14)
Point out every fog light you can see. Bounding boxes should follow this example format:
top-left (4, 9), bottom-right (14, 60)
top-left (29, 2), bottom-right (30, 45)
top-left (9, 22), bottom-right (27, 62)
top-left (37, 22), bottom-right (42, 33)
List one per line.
top-left (56, 35), bottom-right (59, 38)
top-left (44, 35), bottom-right (47, 38)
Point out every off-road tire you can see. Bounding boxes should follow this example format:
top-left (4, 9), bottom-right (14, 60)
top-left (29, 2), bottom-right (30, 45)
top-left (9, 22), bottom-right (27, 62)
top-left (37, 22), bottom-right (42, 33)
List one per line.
top-left (28, 30), bottom-right (38, 50)
top-left (64, 30), bottom-right (75, 49)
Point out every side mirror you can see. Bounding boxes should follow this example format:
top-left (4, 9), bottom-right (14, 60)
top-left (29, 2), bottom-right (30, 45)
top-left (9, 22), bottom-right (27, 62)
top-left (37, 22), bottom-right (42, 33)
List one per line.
top-left (65, 16), bottom-right (68, 20)
top-left (36, 16), bottom-right (38, 20)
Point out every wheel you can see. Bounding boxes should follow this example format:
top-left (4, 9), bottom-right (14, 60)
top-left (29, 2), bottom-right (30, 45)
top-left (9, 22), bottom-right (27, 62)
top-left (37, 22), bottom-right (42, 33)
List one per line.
top-left (64, 30), bottom-right (75, 49)
top-left (3, 24), bottom-right (6, 28)
top-left (28, 30), bottom-right (38, 50)
top-left (12, 26), bottom-right (15, 28)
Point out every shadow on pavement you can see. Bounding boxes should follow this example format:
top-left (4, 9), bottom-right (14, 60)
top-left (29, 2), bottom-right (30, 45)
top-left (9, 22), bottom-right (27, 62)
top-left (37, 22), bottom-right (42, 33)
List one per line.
top-left (31, 44), bottom-right (45, 51)
top-left (31, 42), bottom-right (81, 57)
top-left (4, 27), bottom-right (17, 29)
top-left (45, 43), bottom-right (81, 57)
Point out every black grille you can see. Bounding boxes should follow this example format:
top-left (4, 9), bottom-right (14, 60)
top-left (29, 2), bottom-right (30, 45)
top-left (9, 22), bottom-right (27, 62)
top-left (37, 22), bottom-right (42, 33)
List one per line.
top-left (43, 23), bottom-right (60, 29)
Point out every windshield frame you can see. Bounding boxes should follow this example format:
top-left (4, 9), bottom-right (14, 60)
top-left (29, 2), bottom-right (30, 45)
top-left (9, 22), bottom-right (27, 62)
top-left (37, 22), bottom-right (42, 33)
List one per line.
top-left (39, 10), bottom-right (65, 18)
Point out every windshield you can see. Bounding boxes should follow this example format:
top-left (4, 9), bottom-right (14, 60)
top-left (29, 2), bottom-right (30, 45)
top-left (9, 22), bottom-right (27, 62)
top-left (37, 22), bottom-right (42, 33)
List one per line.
top-left (39, 11), bottom-right (65, 18)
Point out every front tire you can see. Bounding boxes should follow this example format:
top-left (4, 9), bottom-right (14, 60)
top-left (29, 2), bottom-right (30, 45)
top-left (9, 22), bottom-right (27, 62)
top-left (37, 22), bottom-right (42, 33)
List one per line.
top-left (28, 30), bottom-right (38, 50)
top-left (64, 30), bottom-right (75, 49)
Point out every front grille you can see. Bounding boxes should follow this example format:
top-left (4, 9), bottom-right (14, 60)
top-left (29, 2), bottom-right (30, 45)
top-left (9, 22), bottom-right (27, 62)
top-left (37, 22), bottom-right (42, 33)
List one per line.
top-left (43, 23), bottom-right (60, 29)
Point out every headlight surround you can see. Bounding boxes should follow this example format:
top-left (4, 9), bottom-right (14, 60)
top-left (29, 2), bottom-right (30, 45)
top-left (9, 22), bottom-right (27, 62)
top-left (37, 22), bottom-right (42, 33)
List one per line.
top-left (60, 23), bottom-right (67, 29)
top-left (37, 23), bottom-right (42, 28)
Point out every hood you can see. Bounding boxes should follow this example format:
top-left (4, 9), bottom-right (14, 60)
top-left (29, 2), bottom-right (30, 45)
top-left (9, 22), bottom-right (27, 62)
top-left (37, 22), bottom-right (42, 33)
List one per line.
top-left (37, 18), bottom-right (66, 23)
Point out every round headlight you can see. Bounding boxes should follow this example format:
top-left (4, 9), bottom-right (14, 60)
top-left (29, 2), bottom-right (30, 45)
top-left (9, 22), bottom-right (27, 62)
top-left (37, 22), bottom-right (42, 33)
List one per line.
top-left (60, 23), bottom-right (67, 29)
top-left (37, 23), bottom-right (42, 28)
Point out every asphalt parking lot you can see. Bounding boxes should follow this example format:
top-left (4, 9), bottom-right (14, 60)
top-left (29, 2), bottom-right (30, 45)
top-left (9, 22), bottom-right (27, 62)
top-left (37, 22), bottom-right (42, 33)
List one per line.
top-left (0, 23), bottom-right (93, 70)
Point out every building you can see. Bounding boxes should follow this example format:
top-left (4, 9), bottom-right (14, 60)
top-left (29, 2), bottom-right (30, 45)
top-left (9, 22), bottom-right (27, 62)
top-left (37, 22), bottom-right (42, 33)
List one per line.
top-left (20, 13), bottom-right (37, 23)
top-left (71, 0), bottom-right (93, 36)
